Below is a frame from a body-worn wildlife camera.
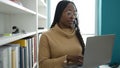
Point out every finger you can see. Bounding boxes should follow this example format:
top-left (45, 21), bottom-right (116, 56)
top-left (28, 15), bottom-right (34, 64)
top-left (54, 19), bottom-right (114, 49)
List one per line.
top-left (78, 56), bottom-right (83, 58)
top-left (78, 59), bottom-right (83, 63)
top-left (78, 57), bottom-right (84, 60)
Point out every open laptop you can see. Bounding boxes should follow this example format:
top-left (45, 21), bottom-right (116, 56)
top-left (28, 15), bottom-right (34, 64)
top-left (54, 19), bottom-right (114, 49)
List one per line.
top-left (79, 34), bottom-right (115, 68)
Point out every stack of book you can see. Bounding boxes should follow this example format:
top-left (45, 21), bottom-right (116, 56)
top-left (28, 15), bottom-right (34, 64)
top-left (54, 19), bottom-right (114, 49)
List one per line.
top-left (0, 36), bottom-right (37, 68)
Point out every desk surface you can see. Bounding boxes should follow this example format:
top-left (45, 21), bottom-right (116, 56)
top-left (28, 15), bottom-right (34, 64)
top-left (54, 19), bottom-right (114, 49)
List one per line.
top-left (99, 65), bottom-right (120, 68)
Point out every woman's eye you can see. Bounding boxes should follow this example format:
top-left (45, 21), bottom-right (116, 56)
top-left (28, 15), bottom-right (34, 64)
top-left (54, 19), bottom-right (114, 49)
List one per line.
top-left (66, 11), bottom-right (72, 15)
top-left (67, 12), bottom-right (71, 15)
top-left (65, 11), bottom-right (77, 17)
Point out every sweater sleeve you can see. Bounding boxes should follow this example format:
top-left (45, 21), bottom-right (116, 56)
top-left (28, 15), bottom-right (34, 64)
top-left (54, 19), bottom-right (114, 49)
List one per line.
top-left (38, 33), bottom-right (66, 68)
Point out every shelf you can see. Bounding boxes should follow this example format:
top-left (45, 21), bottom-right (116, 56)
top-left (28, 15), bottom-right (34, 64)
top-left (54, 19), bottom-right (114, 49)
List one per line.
top-left (38, 29), bottom-right (47, 34)
top-left (0, 32), bottom-right (36, 46)
top-left (38, 13), bottom-right (47, 19)
top-left (0, 0), bottom-right (36, 14)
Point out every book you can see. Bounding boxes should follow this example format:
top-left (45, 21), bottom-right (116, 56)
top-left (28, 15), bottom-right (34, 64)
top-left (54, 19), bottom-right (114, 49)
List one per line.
top-left (0, 45), bottom-right (12, 68)
top-left (7, 44), bottom-right (20, 68)
top-left (19, 46), bottom-right (25, 68)
top-left (11, 39), bottom-right (28, 68)
top-left (11, 38), bottom-right (33, 68)
top-left (12, 48), bottom-right (16, 68)
top-left (27, 38), bottom-right (33, 68)
top-left (24, 40), bottom-right (29, 68)
top-left (33, 36), bottom-right (37, 63)
top-left (12, 39), bottom-right (27, 47)
top-left (11, 36), bottom-right (37, 68)
top-left (1, 44), bottom-right (20, 68)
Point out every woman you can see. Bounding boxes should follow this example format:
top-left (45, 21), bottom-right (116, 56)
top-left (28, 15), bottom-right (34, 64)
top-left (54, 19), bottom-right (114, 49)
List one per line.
top-left (39, 0), bottom-right (85, 68)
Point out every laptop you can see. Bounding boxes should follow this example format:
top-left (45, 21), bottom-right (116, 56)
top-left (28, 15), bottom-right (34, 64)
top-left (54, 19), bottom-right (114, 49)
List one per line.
top-left (79, 34), bottom-right (115, 68)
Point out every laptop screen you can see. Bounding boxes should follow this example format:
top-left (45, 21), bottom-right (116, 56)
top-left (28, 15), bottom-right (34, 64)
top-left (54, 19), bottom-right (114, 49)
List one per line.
top-left (82, 34), bottom-right (115, 68)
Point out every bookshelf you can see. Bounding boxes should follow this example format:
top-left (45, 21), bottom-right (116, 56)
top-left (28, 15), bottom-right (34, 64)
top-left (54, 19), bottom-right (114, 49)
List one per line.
top-left (0, 0), bottom-right (47, 68)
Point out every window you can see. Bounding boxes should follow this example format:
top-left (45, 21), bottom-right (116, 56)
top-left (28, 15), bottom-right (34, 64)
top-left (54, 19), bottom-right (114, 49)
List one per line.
top-left (50, 0), bottom-right (96, 43)
top-left (72, 0), bottom-right (96, 43)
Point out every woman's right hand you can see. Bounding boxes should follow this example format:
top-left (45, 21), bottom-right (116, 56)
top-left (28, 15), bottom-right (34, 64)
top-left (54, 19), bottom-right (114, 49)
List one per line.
top-left (66, 55), bottom-right (83, 65)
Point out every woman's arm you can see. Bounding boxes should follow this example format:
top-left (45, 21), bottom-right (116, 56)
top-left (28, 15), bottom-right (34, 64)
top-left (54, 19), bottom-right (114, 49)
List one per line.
top-left (38, 33), bottom-right (66, 68)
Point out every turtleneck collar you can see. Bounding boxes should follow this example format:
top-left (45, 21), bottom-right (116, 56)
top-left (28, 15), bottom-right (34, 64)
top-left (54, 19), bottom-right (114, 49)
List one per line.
top-left (52, 24), bottom-right (76, 38)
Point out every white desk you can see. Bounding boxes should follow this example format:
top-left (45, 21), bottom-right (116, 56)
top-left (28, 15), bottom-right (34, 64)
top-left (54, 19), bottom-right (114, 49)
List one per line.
top-left (99, 65), bottom-right (120, 68)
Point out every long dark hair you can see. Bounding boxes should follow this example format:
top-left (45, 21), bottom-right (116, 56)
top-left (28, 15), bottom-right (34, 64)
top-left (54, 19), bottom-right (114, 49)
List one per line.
top-left (50, 0), bottom-right (85, 55)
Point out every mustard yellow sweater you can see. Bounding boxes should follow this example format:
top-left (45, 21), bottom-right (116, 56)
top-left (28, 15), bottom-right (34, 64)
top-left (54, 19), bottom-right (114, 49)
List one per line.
top-left (39, 24), bottom-right (83, 68)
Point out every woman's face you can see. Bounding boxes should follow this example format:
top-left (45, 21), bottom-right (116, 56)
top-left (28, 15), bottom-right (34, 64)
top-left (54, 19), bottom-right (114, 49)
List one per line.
top-left (58, 3), bottom-right (77, 28)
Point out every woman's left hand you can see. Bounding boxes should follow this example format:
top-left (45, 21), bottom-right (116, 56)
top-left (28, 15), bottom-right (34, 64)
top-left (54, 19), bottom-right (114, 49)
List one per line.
top-left (76, 56), bottom-right (83, 65)
top-left (67, 55), bottom-right (83, 65)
